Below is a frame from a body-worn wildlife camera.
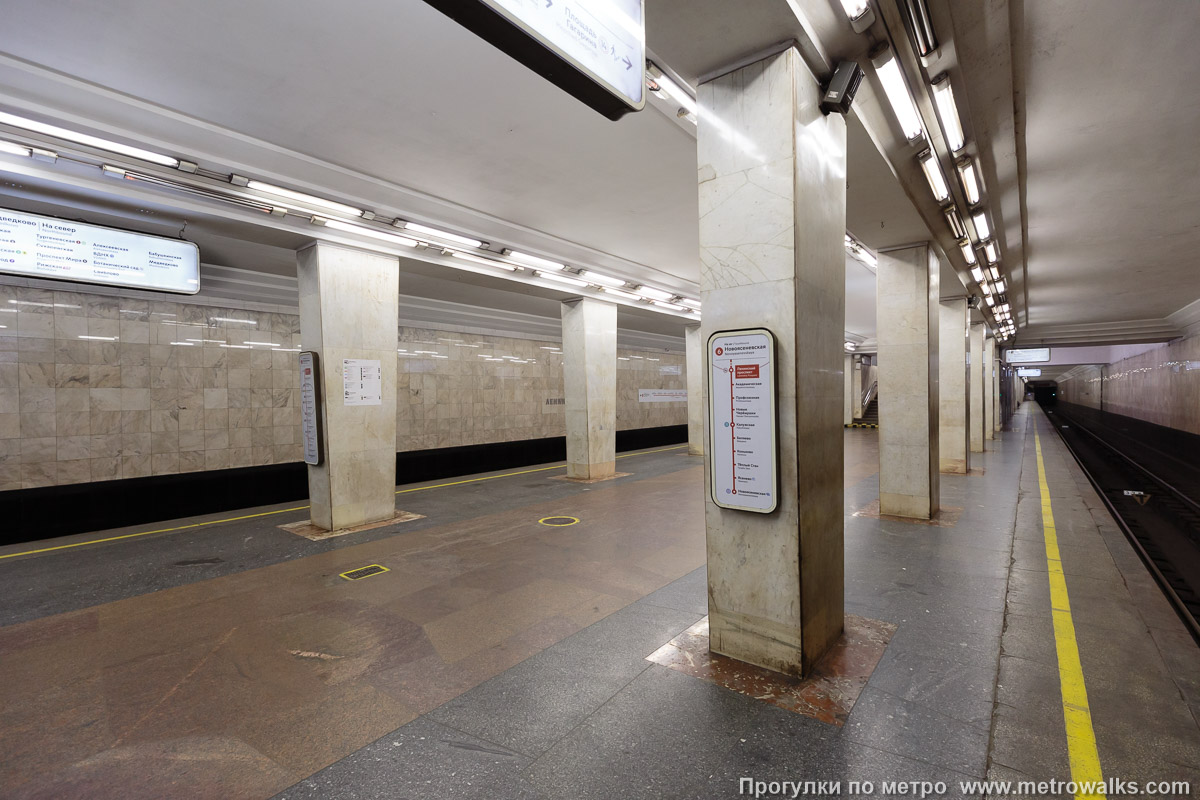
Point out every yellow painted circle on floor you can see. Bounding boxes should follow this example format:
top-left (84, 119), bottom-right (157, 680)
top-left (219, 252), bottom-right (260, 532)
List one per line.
top-left (539, 516), bottom-right (579, 527)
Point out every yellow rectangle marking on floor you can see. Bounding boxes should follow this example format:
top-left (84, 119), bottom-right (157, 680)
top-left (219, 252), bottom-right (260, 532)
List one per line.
top-left (1034, 426), bottom-right (1106, 799)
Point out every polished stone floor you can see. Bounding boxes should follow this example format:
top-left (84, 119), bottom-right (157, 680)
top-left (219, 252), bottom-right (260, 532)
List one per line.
top-left (1, 412), bottom-right (1198, 799)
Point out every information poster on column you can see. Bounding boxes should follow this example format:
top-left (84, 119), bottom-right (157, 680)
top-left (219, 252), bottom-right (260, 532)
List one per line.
top-left (707, 329), bottom-right (778, 513)
top-left (343, 359), bottom-right (382, 406)
top-left (299, 352), bottom-right (323, 465)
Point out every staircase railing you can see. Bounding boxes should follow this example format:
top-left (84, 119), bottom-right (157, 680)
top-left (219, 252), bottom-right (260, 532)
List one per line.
top-left (860, 379), bottom-right (878, 412)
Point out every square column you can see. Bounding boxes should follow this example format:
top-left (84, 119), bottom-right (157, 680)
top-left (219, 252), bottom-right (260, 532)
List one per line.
top-left (969, 323), bottom-right (985, 453)
top-left (876, 244), bottom-right (940, 519)
top-left (561, 298), bottom-right (617, 480)
top-left (938, 299), bottom-right (970, 474)
top-left (843, 353), bottom-right (853, 426)
top-left (298, 242), bottom-right (399, 531)
top-left (984, 337), bottom-right (996, 440)
top-left (698, 47), bottom-right (846, 677)
top-left (851, 356), bottom-right (863, 419)
top-left (685, 324), bottom-right (705, 455)
top-left (994, 349), bottom-right (1003, 433)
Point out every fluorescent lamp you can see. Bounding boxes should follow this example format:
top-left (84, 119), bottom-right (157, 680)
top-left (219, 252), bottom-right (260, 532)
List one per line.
top-left (652, 300), bottom-right (688, 311)
top-left (603, 288), bottom-right (642, 301)
top-left (582, 271), bottom-right (629, 288)
top-left (838, 0), bottom-right (869, 17)
top-left (636, 286), bottom-right (675, 302)
top-left (844, 341), bottom-right (857, 351)
top-left (402, 222), bottom-right (484, 248)
top-left (918, 149), bottom-right (950, 202)
top-left (984, 294), bottom-right (995, 307)
top-left (871, 45), bottom-right (924, 141)
top-left (449, 251), bottom-right (517, 271)
top-left (995, 278), bottom-right (1006, 293)
top-left (650, 71), bottom-right (698, 117)
top-left (970, 266), bottom-right (984, 283)
top-left (537, 271), bottom-right (589, 287)
top-left (678, 298), bottom-right (701, 310)
top-left (319, 217), bottom-right (418, 247)
top-left (0, 140), bottom-right (30, 157)
top-left (959, 240), bottom-right (977, 266)
top-left (972, 211), bottom-right (991, 241)
top-left (983, 241), bottom-right (999, 264)
top-left (956, 157), bottom-right (981, 205)
top-left (943, 206), bottom-right (966, 239)
top-left (506, 250), bottom-right (567, 271)
top-left (210, 317), bottom-right (256, 325)
top-left (997, 303), bottom-right (1010, 314)
top-left (930, 74), bottom-right (965, 152)
top-left (247, 180), bottom-right (364, 218)
top-left (243, 341), bottom-right (281, 347)
top-left (980, 282), bottom-right (992, 296)
top-left (0, 110), bottom-right (180, 167)
top-left (988, 265), bottom-right (1001, 281)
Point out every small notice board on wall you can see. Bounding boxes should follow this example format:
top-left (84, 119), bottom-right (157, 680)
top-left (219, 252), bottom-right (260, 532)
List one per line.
top-left (707, 328), bottom-right (778, 513)
top-left (299, 352), bottom-right (323, 466)
top-left (343, 359), bottom-right (382, 406)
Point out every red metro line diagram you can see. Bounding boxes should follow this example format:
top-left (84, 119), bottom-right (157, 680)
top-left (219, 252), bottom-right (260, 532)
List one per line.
top-left (707, 329), bottom-right (778, 513)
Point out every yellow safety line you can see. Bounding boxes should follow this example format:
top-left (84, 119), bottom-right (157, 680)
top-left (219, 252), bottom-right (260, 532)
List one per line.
top-left (0, 444), bottom-right (689, 561)
top-left (1034, 425), bottom-right (1106, 799)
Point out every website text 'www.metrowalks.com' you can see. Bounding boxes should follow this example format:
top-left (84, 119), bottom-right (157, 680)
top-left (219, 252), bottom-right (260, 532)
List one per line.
top-left (738, 777), bottom-right (1193, 798)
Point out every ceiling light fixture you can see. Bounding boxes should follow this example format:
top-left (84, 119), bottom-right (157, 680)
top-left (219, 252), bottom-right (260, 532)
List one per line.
top-left (956, 156), bottom-right (981, 205)
top-left (402, 222), bottom-right (484, 248)
top-left (449, 251), bottom-right (518, 271)
top-left (918, 149), bottom-right (950, 201)
top-left (505, 250), bottom-right (568, 271)
top-left (984, 294), bottom-right (995, 307)
top-left (930, 74), bottom-right (965, 152)
top-left (959, 239), bottom-right (977, 266)
top-left (247, 180), bottom-right (364, 218)
top-left (537, 270), bottom-right (589, 287)
top-left (870, 45), bottom-right (925, 142)
top-left (0, 109), bottom-right (181, 167)
top-left (651, 300), bottom-right (688, 311)
top-left (972, 210), bottom-right (991, 241)
top-left (983, 240), bottom-right (999, 264)
top-left (316, 217), bottom-right (418, 247)
top-left (837, 0), bottom-right (876, 31)
top-left (995, 278), bottom-right (1006, 294)
top-left (678, 298), bottom-right (701, 310)
top-left (647, 66), bottom-right (698, 117)
top-left (943, 206), bottom-right (966, 239)
top-left (582, 270), bottom-right (629, 288)
top-left (603, 288), bottom-right (643, 301)
top-left (902, 0), bottom-right (939, 56)
top-left (635, 286), bottom-right (675, 302)
top-left (988, 265), bottom-right (1001, 281)
top-left (970, 265), bottom-right (985, 283)
top-left (0, 140), bottom-right (31, 157)
top-left (844, 341), bottom-right (858, 351)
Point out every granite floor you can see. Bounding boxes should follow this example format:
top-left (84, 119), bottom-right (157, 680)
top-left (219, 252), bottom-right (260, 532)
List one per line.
top-left (2, 412), bottom-right (1199, 799)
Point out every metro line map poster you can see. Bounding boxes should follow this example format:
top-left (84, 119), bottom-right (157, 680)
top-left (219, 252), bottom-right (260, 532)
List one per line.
top-left (707, 328), bottom-right (778, 513)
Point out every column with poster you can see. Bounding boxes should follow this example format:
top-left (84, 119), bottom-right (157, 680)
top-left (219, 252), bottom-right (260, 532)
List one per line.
top-left (707, 329), bottom-right (778, 513)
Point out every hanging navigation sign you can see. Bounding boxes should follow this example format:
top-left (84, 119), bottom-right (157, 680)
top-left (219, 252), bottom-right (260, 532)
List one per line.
top-left (298, 352), bottom-right (323, 466)
top-left (708, 329), bottom-right (778, 514)
top-left (422, 0), bottom-right (646, 120)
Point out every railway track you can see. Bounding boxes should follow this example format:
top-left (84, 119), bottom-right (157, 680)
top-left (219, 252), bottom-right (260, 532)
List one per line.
top-left (1046, 404), bottom-right (1200, 644)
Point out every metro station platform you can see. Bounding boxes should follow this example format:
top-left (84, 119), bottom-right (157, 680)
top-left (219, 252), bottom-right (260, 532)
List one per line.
top-left (1, 407), bottom-right (1198, 799)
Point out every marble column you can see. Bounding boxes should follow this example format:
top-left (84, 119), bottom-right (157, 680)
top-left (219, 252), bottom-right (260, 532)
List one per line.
top-left (984, 337), bottom-right (996, 441)
top-left (561, 298), bottom-right (617, 480)
top-left (969, 322), bottom-right (985, 453)
top-left (938, 299), bottom-right (969, 474)
top-left (686, 324), bottom-right (705, 455)
top-left (843, 353), bottom-right (853, 426)
top-left (994, 349), bottom-right (1003, 433)
top-left (876, 244), bottom-right (940, 519)
top-left (851, 356), bottom-right (864, 420)
top-left (698, 46), bottom-right (846, 677)
top-left (298, 242), bottom-right (399, 531)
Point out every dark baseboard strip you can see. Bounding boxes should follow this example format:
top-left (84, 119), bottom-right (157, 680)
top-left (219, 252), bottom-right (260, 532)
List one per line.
top-left (0, 425), bottom-right (688, 547)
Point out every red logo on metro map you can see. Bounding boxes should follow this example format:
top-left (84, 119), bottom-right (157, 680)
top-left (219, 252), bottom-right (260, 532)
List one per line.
top-left (715, 347), bottom-right (724, 356)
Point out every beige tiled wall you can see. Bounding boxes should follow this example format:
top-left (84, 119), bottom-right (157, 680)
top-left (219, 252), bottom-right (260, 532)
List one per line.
top-left (0, 284), bottom-right (687, 489)
top-left (1059, 333), bottom-right (1200, 435)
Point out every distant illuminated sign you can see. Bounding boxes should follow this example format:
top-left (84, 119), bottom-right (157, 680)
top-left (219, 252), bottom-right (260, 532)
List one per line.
top-left (424, 0), bottom-right (645, 120)
top-left (1017, 367), bottom-right (1042, 377)
top-left (0, 207), bottom-right (199, 294)
top-left (1006, 348), bottom-right (1050, 364)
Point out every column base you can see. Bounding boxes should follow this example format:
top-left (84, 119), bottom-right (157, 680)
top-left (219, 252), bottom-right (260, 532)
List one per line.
top-left (279, 509), bottom-right (424, 541)
top-left (709, 610), bottom-right (809, 679)
top-left (552, 470), bottom-right (630, 485)
top-left (939, 458), bottom-right (968, 474)
top-left (879, 492), bottom-right (937, 521)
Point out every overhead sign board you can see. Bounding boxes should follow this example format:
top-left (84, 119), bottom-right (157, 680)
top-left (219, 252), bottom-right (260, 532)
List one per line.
top-left (0, 207), bottom-right (199, 294)
top-left (299, 352), bottom-right (323, 466)
top-left (708, 329), bottom-right (778, 514)
top-left (1016, 367), bottom-right (1042, 377)
top-left (1006, 348), bottom-right (1050, 364)
top-left (424, 0), bottom-right (646, 120)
